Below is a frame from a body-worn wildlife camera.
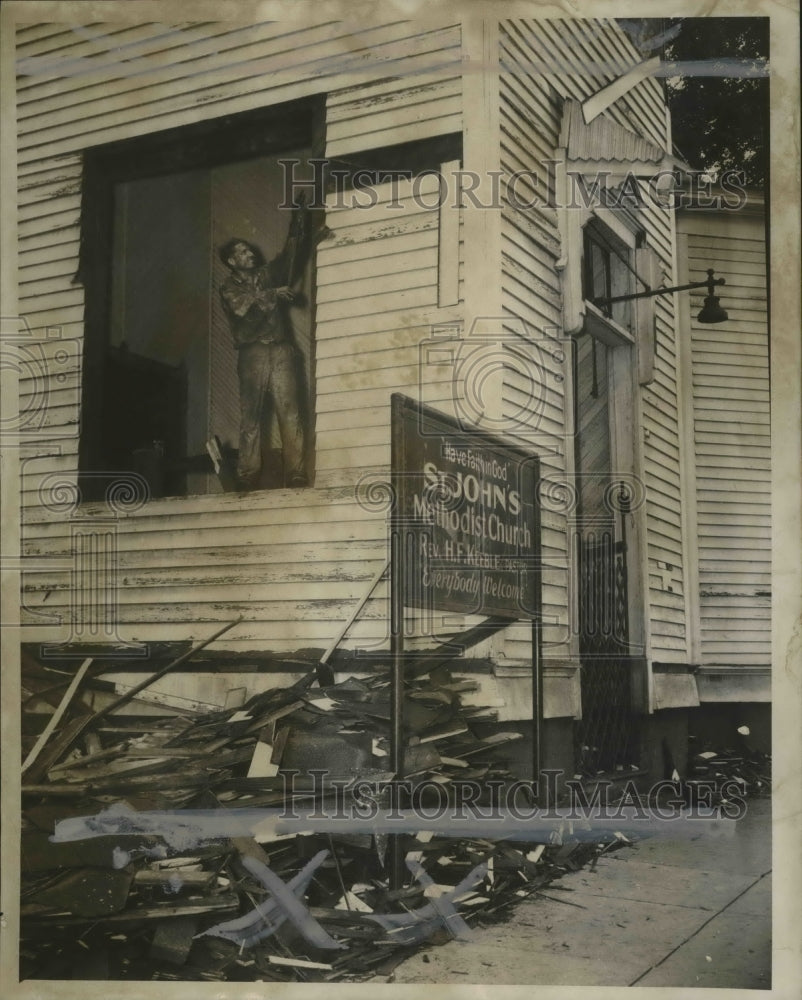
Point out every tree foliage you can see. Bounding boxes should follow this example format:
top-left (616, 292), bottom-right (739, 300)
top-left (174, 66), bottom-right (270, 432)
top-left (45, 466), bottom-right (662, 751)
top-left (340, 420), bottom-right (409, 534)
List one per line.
top-left (620, 18), bottom-right (769, 189)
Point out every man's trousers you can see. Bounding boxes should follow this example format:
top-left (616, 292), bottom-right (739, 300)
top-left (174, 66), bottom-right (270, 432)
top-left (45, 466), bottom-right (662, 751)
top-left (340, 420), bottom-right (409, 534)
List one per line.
top-left (236, 340), bottom-right (306, 488)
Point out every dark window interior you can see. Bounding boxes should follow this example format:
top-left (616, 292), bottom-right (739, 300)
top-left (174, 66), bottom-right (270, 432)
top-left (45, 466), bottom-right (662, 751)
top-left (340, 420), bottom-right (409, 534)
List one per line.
top-left (79, 109), bottom-right (462, 502)
top-left (78, 98), bottom-right (325, 500)
top-left (582, 223), bottom-right (635, 334)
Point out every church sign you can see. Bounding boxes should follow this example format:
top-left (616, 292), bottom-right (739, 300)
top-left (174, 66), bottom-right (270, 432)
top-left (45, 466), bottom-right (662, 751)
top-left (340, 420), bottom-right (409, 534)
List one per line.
top-left (391, 395), bottom-right (540, 619)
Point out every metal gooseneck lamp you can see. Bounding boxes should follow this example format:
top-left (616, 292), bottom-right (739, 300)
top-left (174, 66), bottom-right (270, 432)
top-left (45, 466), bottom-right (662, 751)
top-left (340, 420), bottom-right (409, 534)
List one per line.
top-left (594, 268), bottom-right (729, 324)
top-left (695, 270), bottom-right (729, 324)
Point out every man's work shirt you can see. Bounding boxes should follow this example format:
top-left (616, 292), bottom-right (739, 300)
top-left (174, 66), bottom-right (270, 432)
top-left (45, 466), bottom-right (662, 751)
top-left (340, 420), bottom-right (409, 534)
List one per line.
top-left (220, 265), bottom-right (288, 348)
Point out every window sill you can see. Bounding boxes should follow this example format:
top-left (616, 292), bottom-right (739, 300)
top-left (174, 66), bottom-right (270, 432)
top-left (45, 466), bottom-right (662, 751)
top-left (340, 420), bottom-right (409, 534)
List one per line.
top-left (583, 301), bottom-right (635, 348)
top-left (65, 482), bottom-right (321, 520)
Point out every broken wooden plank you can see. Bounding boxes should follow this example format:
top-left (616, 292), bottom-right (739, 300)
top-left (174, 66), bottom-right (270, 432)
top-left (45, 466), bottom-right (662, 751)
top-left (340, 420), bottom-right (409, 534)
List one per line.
top-left (406, 617), bottom-right (512, 678)
top-left (22, 895), bottom-right (241, 925)
top-left (268, 956), bottom-right (334, 971)
top-left (24, 715), bottom-right (95, 785)
top-left (132, 869), bottom-right (216, 891)
top-left (92, 617), bottom-right (245, 721)
top-left (23, 767), bottom-right (233, 796)
top-left (25, 619), bottom-right (243, 780)
top-left (319, 559), bottom-right (389, 672)
top-left (22, 659), bottom-right (92, 775)
top-left (247, 741), bottom-right (279, 778)
top-left (52, 756), bottom-right (176, 784)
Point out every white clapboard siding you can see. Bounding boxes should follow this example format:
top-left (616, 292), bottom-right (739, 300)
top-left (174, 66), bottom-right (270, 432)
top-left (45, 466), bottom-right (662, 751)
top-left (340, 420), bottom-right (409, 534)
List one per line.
top-left (21, 485), bottom-right (390, 648)
top-left (314, 172), bottom-right (462, 481)
top-left (15, 17), bottom-right (464, 649)
top-left (498, 22), bottom-right (569, 663)
top-left (17, 22), bottom-right (463, 160)
top-left (678, 205), bottom-right (770, 668)
top-left (326, 74), bottom-right (462, 156)
top-left (498, 18), bottom-right (681, 664)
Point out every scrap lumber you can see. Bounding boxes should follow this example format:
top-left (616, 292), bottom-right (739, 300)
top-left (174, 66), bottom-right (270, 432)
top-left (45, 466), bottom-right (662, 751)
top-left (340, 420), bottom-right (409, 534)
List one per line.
top-left (686, 730), bottom-right (772, 798)
top-left (88, 617), bottom-right (245, 722)
top-left (21, 659), bottom-right (93, 774)
top-left (318, 560), bottom-right (390, 684)
top-left (408, 617), bottom-right (512, 679)
top-left (19, 644), bottom-right (637, 983)
top-left (24, 619), bottom-right (243, 783)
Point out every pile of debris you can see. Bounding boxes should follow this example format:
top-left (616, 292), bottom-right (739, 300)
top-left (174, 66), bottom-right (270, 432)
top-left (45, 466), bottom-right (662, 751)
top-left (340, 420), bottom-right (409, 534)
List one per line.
top-left (21, 637), bottom-right (630, 982)
top-left (686, 727), bottom-right (772, 800)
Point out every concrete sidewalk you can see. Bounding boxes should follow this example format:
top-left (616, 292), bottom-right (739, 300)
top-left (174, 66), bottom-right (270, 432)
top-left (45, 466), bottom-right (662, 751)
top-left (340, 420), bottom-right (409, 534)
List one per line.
top-left (389, 797), bottom-right (772, 988)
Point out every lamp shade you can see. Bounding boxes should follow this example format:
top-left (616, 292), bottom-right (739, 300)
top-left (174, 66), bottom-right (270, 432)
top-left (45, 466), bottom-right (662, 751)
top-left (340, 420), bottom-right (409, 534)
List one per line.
top-left (697, 294), bottom-right (728, 324)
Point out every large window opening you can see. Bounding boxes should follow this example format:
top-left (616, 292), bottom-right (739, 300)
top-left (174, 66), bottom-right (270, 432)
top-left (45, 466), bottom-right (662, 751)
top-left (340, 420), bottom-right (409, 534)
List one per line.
top-left (79, 98), bottom-right (324, 500)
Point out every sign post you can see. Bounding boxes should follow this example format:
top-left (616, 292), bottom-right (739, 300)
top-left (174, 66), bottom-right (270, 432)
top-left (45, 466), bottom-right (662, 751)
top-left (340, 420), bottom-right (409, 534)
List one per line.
top-left (389, 394), bottom-right (542, 886)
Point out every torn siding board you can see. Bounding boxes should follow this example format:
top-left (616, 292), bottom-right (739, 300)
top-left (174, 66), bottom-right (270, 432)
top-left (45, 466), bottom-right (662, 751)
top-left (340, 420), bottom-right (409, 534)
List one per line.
top-left (503, 18), bottom-right (666, 151)
top-left (678, 203), bottom-right (770, 674)
top-left (559, 19), bottom-right (667, 149)
top-left (16, 18), bottom-right (464, 649)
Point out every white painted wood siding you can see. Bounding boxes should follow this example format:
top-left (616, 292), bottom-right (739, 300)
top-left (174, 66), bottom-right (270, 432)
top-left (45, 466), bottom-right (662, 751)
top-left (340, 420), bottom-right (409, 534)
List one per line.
top-left (498, 18), bottom-right (684, 665)
top-left (497, 20), bottom-right (570, 665)
top-left (678, 206), bottom-right (770, 669)
top-left (15, 16), bottom-right (463, 649)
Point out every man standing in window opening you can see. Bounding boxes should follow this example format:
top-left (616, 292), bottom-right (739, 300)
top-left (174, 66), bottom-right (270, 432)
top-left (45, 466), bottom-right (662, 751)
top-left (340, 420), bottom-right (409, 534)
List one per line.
top-left (219, 196), bottom-right (310, 491)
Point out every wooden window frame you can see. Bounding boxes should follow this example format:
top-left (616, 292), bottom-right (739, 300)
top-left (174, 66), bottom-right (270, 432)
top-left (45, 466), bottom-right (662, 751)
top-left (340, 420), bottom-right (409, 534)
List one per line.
top-left (77, 96), bottom-right (325, 501)
top-left (571, 211), bottom-right (649, 680)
